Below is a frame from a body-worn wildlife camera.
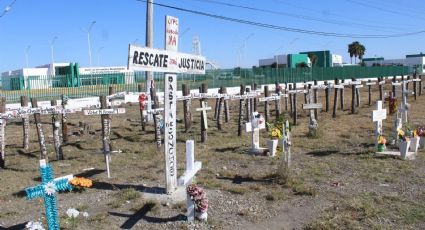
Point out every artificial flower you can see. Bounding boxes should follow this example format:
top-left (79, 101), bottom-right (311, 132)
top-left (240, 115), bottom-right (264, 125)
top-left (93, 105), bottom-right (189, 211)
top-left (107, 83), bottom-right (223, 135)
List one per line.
top-left (44, 182), bottom-right (56, 196)
top-left (69, 177), bottom-right (92, 188)
top-left (377, 135), bottom-right (386, 145)
top-left (26, 221), bottom-right (45, 230)
top-left (66, 208), bottom-right (79, 218)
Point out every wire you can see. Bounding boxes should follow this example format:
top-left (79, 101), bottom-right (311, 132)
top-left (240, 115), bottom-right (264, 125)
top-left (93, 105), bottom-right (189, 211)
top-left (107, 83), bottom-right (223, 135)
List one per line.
top-left (0, 0), bottom-right (17, 18)
top-left (345, 0), bottom-right (425, 21)
top-left (272, 0), bottom-right (420, 29)
top-left (190, 0), bottom-right (407, 33)
top-left (137, 0), bottom-right (425, 38)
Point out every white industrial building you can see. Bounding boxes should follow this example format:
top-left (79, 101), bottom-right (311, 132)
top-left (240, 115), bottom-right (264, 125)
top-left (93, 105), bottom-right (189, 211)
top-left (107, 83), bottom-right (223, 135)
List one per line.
top-left (259, 51), bottom-right (343, 68)
top-left (363, 53), bottom-right (425, 70)
top-left (332, 54), bottom-right (343, 67)
top-left (1, 63), bottom-right (135, 90)
top-left (259, 55), bottom-right (288, 67)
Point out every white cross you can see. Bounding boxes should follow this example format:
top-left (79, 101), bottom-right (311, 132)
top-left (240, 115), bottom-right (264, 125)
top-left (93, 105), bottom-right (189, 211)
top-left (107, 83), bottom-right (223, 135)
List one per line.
top-left (372, 100), bottom-right (387, 146)
top-left (282, 120), bottom-right (291, 168)
top-left (245, 112), bottom-right (266, 153)
top-left (178, 140), bottom-right (202, 221)
top-left (303, 89), bottom-right (322, 130)
top-left (196, 101), bottom-right (212, 130)
top-left (399, 81), bottom-right (410, 123)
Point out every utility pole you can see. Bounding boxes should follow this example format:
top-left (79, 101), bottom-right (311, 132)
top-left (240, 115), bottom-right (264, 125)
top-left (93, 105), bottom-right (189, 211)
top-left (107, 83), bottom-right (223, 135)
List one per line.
top-left (146, 0), bottom-right (154, 122)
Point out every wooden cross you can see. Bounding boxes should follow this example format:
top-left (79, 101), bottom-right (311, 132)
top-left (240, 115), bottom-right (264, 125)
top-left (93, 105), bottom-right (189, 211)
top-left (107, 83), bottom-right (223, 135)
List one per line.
top-left (24, 160), bottom-right (73, 230)
top-left (196, 101), bottom-right (212, 130)
top-left (178, 140), bottom-right (202, 221)
top-left (282, 120), bottom-right (291, 170)
top-left (302, 89), bottom-right (322, 133)
top-left (245, 112), bottom-right (266, 154)
top-left (372, 100), bottom-right (387, 146)
top-left (399, 81), bottom-right (410, 123)
top-left (83, 96), bottom-right (126, 178)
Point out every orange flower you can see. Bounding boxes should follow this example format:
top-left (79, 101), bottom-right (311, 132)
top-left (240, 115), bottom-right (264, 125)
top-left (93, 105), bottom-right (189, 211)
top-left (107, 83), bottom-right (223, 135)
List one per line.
top-left (69, 177), bottom-right (93, 188)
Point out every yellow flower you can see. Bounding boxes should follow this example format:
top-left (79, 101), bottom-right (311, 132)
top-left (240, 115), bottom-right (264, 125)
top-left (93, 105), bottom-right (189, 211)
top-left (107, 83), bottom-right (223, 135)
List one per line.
top-left (70, 177), bottom-right (93, 188)
top-left (377, 135), bottom-right (386, 144)
top-left (271, 128), bottom-right (282, 139)
top-left (397, 128), bottom-right (405, 137)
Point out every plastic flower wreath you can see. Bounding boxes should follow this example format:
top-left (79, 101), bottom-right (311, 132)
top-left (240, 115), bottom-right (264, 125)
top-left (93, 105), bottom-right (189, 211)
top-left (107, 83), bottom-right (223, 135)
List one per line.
top-left (69, 177), bottom-right (92, 188)
top-left (416, 126), bottom-right (425, 137)
top-left (187, 184), bottom-right (208, 215)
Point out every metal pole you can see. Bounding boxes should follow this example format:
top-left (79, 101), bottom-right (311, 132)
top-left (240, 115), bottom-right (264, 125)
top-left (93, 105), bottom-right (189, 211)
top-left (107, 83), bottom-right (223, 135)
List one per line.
top-left (49, 36), bottom-right (57, 65)
top-left (146, 0), bottom-right (154, 121)
top-left (25, 45), bottom-right (31, 68)
top-left (86, 21), bottom-right (96, 67)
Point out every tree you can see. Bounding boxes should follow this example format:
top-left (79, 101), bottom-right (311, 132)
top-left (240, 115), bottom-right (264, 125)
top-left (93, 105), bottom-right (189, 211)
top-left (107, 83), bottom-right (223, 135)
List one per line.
top-left (348, 41), bottom-right (366, 64)
top-left (308, 53), bottom-right (319, 67)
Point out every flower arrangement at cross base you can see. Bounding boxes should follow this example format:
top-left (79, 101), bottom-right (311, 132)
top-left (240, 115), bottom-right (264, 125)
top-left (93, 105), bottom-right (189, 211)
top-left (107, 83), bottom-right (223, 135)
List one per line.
top-left (187, 184), bottom-right (208, 221)
top-left (377, 135), bottom-right (386, 152)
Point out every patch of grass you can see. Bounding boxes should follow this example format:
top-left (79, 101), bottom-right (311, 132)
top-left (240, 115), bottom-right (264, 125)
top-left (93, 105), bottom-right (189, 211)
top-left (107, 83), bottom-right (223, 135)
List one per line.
top-left (401, 205), bottom-right (425, 224)
top-left (76, 204), bottom-right (89, 212)
top-left (307, 127), bottom-right (321, 139)
top-left (108, 188), bottom-right (141, 208)
top-left (248, 184), bottom-right (262, 191)
top-left (265, 191), bottom-right (285, 201)
top-left (224, 185), bottom-right (249, 195)
top-left (291, 183), bottom-right (316, 196)
top-left (88, 213), bottom-right (109, 224)
top-left (0, 211), bottom-right (18, 218)
top-left (172, 201), bottom-right (186, 212)
top-left (198, 175), bottom-right (224, 189)
top-left (145, 199), bottom-right (161, 215)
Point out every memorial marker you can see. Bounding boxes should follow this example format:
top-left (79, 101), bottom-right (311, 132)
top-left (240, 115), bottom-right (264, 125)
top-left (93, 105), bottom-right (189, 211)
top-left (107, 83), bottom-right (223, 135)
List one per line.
top-left (245, 112), bottom-right (267, 154)
top-left (178, 140), bottom-right (202, 221)
top-left (128, 15), bottom-right (206, 194)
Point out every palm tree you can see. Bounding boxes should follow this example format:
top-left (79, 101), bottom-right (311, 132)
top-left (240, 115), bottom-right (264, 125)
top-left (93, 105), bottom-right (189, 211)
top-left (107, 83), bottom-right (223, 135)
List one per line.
top-left (358, 44), bottom-right (366, 62)
top-left (348, 41), bottom-right (366, 64)
top-left (308, 53), bottom-right (318, 67)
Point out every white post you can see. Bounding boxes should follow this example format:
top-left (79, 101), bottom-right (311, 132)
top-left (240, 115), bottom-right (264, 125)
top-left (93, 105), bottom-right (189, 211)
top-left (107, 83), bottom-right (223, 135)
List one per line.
top-left (164, 73), bottom-right (177, 194)
top-left (401, 81), bottom-right (409, 123)
top-left (185, 140), bottom-right (195, 221)
top-left (372, 101), bottom-right (387, 146)
top-left (145, 0), bottom-right (154, 122)
top-left (163, 15), bottom-right (179, 194)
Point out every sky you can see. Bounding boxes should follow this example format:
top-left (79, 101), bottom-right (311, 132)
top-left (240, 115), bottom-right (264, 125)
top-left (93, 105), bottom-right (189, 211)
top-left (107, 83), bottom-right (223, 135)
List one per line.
top-left (1, 0), bottom-right (425, 72)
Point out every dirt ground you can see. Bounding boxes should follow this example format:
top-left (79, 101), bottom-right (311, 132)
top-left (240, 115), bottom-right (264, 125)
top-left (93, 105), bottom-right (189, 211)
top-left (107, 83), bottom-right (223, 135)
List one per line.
top-left (1, 81), bottom-right (425, 230)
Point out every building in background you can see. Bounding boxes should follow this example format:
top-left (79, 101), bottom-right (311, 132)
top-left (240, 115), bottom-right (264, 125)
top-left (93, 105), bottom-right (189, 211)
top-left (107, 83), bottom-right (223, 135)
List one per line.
top-left (362, 53), bottom-right (425, 73)
top-left (259, 50), bottom-right (342, 68)
top-left (1, 63), bottom-right (135, 90)
top-left (259, 55), bottom-right (287, 68)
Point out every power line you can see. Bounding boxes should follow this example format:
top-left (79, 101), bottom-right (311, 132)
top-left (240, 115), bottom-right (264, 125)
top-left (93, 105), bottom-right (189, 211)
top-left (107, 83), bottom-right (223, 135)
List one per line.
top-left (0, 0), bottom-right (17, 18)
top-left (345, 0), bottom-right (425, 21)
top-left (190, 0), bottom-right (408, 33)
top-left (137, 0), bottom-right (425, 38)
top-left (272, 0), bottom-right (421, 30)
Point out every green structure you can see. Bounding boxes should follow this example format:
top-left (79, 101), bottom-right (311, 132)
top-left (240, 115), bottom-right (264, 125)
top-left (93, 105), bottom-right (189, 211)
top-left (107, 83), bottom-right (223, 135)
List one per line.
top-left (300, 50), bottom-right (332, 68)
top-left (287, 54), bottom-right (309, 68)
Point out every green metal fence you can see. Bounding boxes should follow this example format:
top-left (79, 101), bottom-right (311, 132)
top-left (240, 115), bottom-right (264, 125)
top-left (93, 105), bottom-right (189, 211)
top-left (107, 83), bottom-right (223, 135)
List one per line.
top-left (0, 66), bottom-right (410, 103)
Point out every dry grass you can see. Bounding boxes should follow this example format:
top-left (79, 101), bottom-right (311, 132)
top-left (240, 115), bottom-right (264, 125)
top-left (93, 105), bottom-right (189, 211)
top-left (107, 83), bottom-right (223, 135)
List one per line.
top-left (2, 82), bottom-right (425, 229)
